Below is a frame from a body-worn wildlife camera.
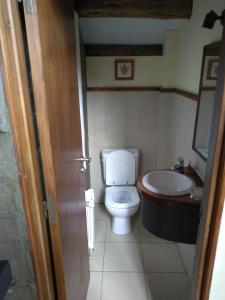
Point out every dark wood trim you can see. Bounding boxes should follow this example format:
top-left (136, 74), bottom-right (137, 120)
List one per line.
top-left (87, 86), bottom-right (199, 101)
top-left (192, 43), bottom-right (208, 162)
top-left (87, 86), bottom-right (161, 92)
top-left (202, 86), bottom-right (216, 91)
top-left (75, 0), bottom-right (193, 19)
top-left (0, 1), bottom-right (55, 299)
top-left (192, 41), bottom-right (221, 163)
top-left (160, 87), bottom-right (199, 101)
top-left (85, 44), bottom-right (163, 56)
top-left (137, 167), bottom-right (202, 244)
top-left (174, 88), bottom-right (199, 101)
top-left (204, 41), bottom-right (222, 56)
top-left (191, 32), bottom-right (225, 300)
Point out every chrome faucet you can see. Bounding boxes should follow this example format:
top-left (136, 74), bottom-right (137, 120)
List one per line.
top-left (171, 157), bottom-right (184, 172)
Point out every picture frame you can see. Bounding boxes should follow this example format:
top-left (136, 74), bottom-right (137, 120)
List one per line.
top-left (207, 58), bottom-right (219, 80)
top-left (115, 59), bottom-right (134, 80)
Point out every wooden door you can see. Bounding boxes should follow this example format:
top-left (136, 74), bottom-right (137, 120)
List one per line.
top-left (21, 0), bottom-right (90, 299)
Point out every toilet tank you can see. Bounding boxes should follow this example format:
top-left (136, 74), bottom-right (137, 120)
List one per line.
top-left (101, 149), bottom-right (139, 186)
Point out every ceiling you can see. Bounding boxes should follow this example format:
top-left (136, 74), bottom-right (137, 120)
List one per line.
top-left (79, 17), bottom-right (186, 45)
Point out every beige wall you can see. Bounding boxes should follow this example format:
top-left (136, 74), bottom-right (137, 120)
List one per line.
top-left (86, 0), bottom-right (223, 187)
top-left (161, 30), bottom-right (179, 88)
top-left (86, 30), bottom-right (178, 88)
top-left (86, 0), bottom-right (223, 278)
top-left (87, 56), bottom-right (163, 87)
top-left (174, 0), bottom-right (224, 93)
top-left (86, 1), bottom-right (224, 93)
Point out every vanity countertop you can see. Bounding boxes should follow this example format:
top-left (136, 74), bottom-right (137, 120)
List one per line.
top-left (137, 166), bottom-right (203, 205)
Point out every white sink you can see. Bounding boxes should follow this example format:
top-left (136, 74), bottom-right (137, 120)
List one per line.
top-left (142, 170), bottom-right (195, 196)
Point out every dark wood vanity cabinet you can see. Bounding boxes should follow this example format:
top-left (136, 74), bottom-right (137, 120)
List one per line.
top-left (138, 167), bottom-right (203, 244)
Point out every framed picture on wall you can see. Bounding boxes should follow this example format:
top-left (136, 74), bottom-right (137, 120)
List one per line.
top-left (207, 58), bottom-right (219, 80)
top-left (115, 59), bottom-right (134, 80)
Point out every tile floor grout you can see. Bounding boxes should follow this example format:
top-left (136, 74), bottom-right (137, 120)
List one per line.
top-left (99, 219), bottom-right (107, 300)
top-left (90, 271), bottom-right (187, 273)
top-left (138, 224), bottom-right (151, 300)
top-left (88, 204), bottom-right (191, 300)
top-left (176, 243), bottom-right (192, 285)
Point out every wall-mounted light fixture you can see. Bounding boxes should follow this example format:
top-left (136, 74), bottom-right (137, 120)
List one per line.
top-left (203, 9), bottom-right (225, 29)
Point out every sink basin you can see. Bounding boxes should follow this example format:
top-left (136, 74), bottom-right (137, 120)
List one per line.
top-left (142, 170), bottom-right (195, 196)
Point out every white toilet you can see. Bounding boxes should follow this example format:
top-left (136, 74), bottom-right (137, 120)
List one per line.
top-left (101, 149), bottom-right (140, 235)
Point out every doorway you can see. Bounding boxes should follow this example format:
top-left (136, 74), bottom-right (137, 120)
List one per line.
top-left (1, 1), bottom-right (225, 300)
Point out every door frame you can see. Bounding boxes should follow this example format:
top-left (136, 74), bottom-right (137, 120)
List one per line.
top-left (1, 0), bottom-right (225, 299)
top-left (0, 0), bottom-right (55, 299)
top-left (191, 27), bottom-right (225, 299)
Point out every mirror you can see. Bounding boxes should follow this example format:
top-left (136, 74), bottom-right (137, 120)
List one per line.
top-left (193, 42), bottom-right (221, 161)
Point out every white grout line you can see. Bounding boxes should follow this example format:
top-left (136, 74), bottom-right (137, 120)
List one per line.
top-left (99, 217), bottom-right (108, 300)
top-left (99, 271), bottom-right (103, 300)
top-left (97, 270), bottom-right (187, 274)
top-left (175, 243), bottom-right (191, 285)
top-left (140, 243), bottom-right (150, 300)
top-left (94, 205), bottom-right (190, 300)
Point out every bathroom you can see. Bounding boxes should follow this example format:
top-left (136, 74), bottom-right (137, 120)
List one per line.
top-left (77, 0), bottom-right (224, 299)
top-left (0, 0), bottom-right (225, 299)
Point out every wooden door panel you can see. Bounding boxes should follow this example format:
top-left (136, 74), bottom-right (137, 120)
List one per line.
top-left (23, 0), bottom-right (90, 299)
top-left (0, 1), bottom-right (55, 298)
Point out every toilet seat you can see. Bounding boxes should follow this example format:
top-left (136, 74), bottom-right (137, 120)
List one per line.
top-left (105, 186), bottom-right (140, 209)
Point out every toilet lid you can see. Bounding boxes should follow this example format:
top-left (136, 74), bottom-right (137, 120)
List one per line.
top-left (105, 150), bottom-right (136, 185)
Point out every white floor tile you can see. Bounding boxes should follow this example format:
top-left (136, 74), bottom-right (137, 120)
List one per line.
top-left (95, 204), bottom-right (110, 221)
top-left (145, 273), bottom-right (190, 300)
top-left (145, 276), bottom-right (154, 300)
top-left (140, 225), bottom-right (173, 244)
top-left (141, 243), bottom-right (185, 272)
top-left (95, 219), bottom-right (107, 242)
top-left (104, 243), bottom-right (143, 272)
top-left (101, 272), bottom-right (148, 300)
top-left (86, 272), bottom-right (102, 300)
top-left (89, 242), bottom-right (104, 271)
top-left (177, 243), bottom-right (196, 281)
top-left (106, 220), bottom-right (140, 243)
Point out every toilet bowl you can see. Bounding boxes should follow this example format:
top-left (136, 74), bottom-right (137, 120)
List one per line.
top-left (105, 186), bottom-right (140, 234)
top-left (101, 149), bottom-right (140, 235)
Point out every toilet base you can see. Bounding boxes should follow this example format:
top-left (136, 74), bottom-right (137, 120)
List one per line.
top-left (112, 217), bottom-right (131, 235)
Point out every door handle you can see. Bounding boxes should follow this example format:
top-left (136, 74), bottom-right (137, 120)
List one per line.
top-left (72, 156), bottom-right (91, 163)
top-left (72, 156), bottom-right (91, 172)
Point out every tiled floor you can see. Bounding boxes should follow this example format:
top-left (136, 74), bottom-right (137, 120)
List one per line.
top-left (86, 204), bottom-right (190, 300)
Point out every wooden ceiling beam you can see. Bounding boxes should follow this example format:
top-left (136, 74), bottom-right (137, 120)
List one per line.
top-left (85, 44), bottom-right (163, 56)
top-left (75, 0), bottom-right (193, 19)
